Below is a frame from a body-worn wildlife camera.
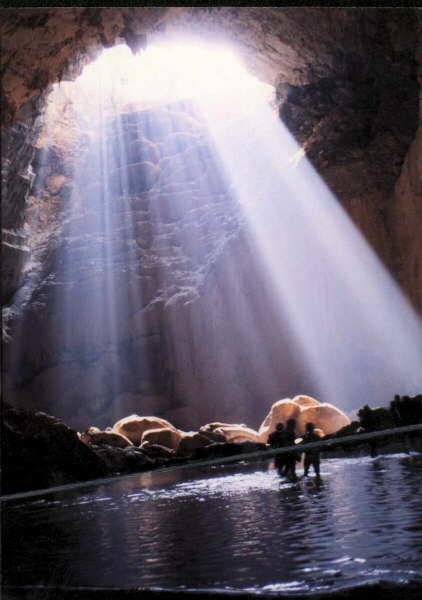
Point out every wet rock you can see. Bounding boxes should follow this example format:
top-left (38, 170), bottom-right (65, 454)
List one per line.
top-left (1, 402), bottom-right (108, 495)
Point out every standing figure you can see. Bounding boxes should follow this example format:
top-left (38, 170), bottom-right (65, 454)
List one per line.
top-left (268, 422), bottom-right (288, 476)
top-left (284, 418), bottom-right (298, 480)
top-left (301, 422), bottom-right (321, 478)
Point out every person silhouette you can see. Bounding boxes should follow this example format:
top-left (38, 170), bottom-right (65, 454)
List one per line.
top-left (284, 418), bottom-right (298, 480)
top-left (268, 422), bottom-right (289, 475)
top-left (301, 422), bottom-right (321, 478)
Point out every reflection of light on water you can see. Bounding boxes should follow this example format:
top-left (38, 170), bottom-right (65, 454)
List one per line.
top-left (3, 455), bottom-right (422, 591)
top-left (125, 470), bottom-right (284, 502)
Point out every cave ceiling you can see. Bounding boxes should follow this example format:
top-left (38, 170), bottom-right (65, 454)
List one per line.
top-left (1, 7), bottom-right (418, 125)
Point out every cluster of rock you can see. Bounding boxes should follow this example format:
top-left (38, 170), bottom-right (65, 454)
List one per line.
top-left (2, 395), bottom-right (352, 494)
top-left (5, 395), bottom-right (422, 495)
top-left (76, 395), bottom-right (350, 476)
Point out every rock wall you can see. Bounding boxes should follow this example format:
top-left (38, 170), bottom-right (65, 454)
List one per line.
top-left (4, 101), bottom-right (252, 430)
top-left (392, 11), bottom-right (422, 312)
top-left (2, 8), bottom-right (422, 430)
top-left (1, 93), bottom-right (47, 305)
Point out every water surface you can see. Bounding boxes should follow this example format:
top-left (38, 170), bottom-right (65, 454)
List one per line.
top-left (3, 453), bottom-right (422, 594)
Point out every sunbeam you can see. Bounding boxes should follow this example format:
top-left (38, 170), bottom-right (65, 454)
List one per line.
top-left (194, 60), bottom-right (422, 409)
top-left (5, 38), bottom-right (422, 428)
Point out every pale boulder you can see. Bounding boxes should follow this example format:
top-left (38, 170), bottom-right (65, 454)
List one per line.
top-left (141, 427), bottom-right (183, 451)
top-left (213, 425), bottom-right (260, 443)
top-left (292, 395), bottom-right (320, 408)
top-left (113, 415), bottom-right (177, 445)
top-left (199, 422), bottom-right (258, 443)
top-left (296, 403), bottom-right (351, 436)
top-left (258, 398), bottom-right (301, 443)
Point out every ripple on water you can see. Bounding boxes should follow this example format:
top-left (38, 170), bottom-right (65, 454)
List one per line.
top-left (2, 454), bottom-right (422, 592)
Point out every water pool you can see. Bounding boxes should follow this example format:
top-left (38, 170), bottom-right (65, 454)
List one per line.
top-left (2, 453), bottom-right (422, 596)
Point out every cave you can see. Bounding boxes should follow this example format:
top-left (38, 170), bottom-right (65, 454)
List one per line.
top-left (2, 7), bottom-right (422, 599)
top-left (2, 7), bottom-right (422, 434)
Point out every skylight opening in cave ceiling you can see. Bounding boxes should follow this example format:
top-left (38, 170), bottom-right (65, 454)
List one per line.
top-left (74, 40), bottom-right (274, 116)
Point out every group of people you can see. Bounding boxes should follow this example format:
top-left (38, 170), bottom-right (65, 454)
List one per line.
top-left (267, 419), bottom-right (321, 480)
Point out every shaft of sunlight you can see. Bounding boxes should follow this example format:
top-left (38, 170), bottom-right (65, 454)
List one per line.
top-left (22, 39), bottom-right (422, 424)
top-left (195, 70), bottom-right (422, 408)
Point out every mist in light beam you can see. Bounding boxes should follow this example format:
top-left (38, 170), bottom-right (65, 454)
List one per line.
top-left (8, 40), bottom-right (421, 426)
top-left (192, 58), bottom-right (422, 410)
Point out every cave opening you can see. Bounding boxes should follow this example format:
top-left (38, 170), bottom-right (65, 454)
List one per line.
top-left (3, 35), bottom-right (422, 434)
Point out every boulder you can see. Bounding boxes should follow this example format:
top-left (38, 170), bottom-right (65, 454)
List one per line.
top-left (297, 403), bottom-right (351, 436)
top-left (213, 425), bottom-right (261, 444)
top-left (292, 395), bottom-right (320, 408)
top-left (141, 426), bottom-right (183, 451)
top-left (177, 431), bottom-right (216, 456)
top-left (113, 415), bottom-right (177, 445)
top-left (258, 398), bottom-right (301, 442)
top-left (140, 442), bottom-right (176, 461)
top-left (200, 422), bottom-right (260, 443)
top-left (2, 402), bottom-right (107, 494)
